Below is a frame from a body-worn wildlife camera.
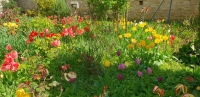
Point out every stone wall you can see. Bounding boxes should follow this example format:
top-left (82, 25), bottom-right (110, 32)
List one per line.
top-left (66, 0), bottom-right (199, 20)
top-left (1, 0), bottom-right (198, 20)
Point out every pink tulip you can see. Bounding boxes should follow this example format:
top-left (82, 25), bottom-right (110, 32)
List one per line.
top-left (44, 28), bottom-right (49, 33)
top-left (137, 70), bottom-right (143, 77)
top-left (118, 63), bottom-right (126, 70)
top-left (116, 50), bottom-right (121, 56)
top-left (147, 67), bottom-right (152, 74)
top-left (118, 74), bottom-right (123, 80)
top-left (136, 58), bottom-right (141, 65)
top-left (6, 50), bottom-right (18, 59)
top-left (69, 78), bottom-right (75, 83)
top-left (51, 40), bottom-right (60, 47)
top-left (158, 77), bottom-right (162, 82)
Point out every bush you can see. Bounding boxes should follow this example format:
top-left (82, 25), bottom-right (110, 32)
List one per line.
top-left (0, 0), bottom-right (21, 22)
top-left (87, 0), bottom-right (129, 20)
top-left (36, 0), bottom-right (70, 18)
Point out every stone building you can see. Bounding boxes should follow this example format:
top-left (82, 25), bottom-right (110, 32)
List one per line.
top-left (67, 0), bottom-right (199, 21)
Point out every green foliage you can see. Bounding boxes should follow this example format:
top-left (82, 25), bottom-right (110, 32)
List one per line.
top-left (174, 42), bottom-right (200, 65)
top-left (0, 0), bottom-right (21, 22)
top-left (1, 0), bottom-right (18, 10)
top-left (87, 0), bottom-right (129, 20)
top-left (36, 0), bottom-right (70, 18)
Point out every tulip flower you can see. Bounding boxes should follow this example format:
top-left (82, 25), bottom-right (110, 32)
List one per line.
top-left (69, 78), bottom-right (75, 83)
top-left (147, 67), bottom-right (152, 74)
top-left (104, 60), bottom-right (110, 67)
top-left (137, 70), bottom-right (143, 77)
top-left (158, 76), bottom-right (162, 82)
top-left (136, 58), bottom-right (141, 65)
top-left (118, 63), bottom-right (126, 70)
top-left (51, 40), bottom-right (60, 47)
top-left (116, 50), bottom-right (121, 56)
top-left (118, 74), bottom-right (123, 80)
top-left (6, 44), bottom-right (12, 50)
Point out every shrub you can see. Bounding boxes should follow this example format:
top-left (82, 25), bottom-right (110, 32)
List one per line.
top-left (87, 0), bottom-right (129, 20)
top-left (36, 0), bottom-right (70, 18)
top-left (0, 0), bottom-right (21, 22)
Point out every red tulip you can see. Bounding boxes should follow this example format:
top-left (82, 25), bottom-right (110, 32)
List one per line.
top-left (6, 44), bottom-right (12, 50)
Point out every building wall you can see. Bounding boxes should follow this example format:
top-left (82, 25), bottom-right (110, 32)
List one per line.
top-left (1, 0), bottom-right (198, 20)
top-left (67, 0), bottom-right (199, 21)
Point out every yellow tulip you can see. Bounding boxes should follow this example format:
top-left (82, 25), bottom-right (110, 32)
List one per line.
top-left (155, 39), bottom-right (161, 44)
top-left (128, 44), bottom-right (134, 49)
top-left (132, 27), bottom-right (137, 31)
top-left (145, 28), bottom-right (149, 32)
top-left (163, 35), bottom-right (169, 41)
top-left (118, 35), bottom-right (123, 39)
top-left (136, 42), bottom-right (142, 47)
top-left (104, 60), bottom-right (110, 67)
top-left (16, 88), bottom-right (30, 97)
top-left (149, 42), bottom-right (155, 48)
top-left (131, 39), bottom-right (137, 43)
top-left (124, 33), bottom-right (131, 38)
top-left (3, 23), bottom-right (7, 26)
top-left (196, 86), bottom-right (200, 90)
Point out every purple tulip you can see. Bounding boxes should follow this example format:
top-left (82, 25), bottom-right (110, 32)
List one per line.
top-left (136, 58), bottom-right (141, 65)
top-left (118, 74), bottom-right (123, 80)
top-left (147, 67), bottom-right (152, 74)
top-left (118, 63), bottom-right (126, 70)
top-left (116, 50), bottom-right (121, 56)
top-left (69, 78), bottom-right (75, 83)
top-left (137, 70), bottom-right (143, 77)
top-left (157, 77), bottom-right (162, 82)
